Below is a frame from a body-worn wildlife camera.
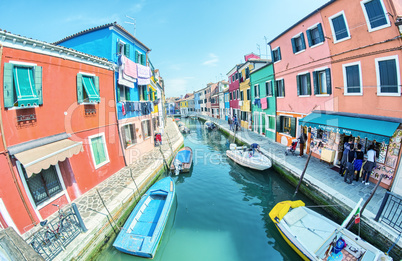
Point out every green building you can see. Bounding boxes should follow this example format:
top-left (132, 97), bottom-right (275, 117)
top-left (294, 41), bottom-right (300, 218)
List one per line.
top-left (250, 63), bottom-right (276, 141)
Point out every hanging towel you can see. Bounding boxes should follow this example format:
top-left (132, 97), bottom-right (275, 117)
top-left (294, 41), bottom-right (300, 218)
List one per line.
top-left (122, 55), bottom-right (138, 79)
top-left (137, 77), bottom-right (150, 85)
top-left (261, 98), bottom-right (267, 110)
top-left (137, 64), bottom-right (151, 78)
top-left (133, 101), bottom-right (140, 111)
top-left (121, 102), bottom-right (126, 116)
top-left (118, 67), bottom-right (135, 88)
top-left (141, 102), bottom-right (147, 115)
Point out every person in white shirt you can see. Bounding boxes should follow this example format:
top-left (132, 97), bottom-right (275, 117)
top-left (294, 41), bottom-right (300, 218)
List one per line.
top-left (362, 145), bottom-right (376, 185)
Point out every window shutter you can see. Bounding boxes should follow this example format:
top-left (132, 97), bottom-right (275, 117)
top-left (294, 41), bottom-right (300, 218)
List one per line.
top-left (3, 63), bottom-right (15, 108)
top-left (278, 47), bottom-right (281, 60)
top-left (306, 29), bottom-right (313, 47)
top-left (300, 33), bottom-right (306, 50)
top-left (125, 87), bottom-right (130, 100)
top-left (116, 85), bottom-right (120, 102)
top-left (34, 66), bottom-right (43, 105)
top-left (307, 73), bottom-right (312, 95)
top-left (282, 79), bottom-right (285, 97)
top-left (317, 23), bottom-right (324, 42)
top-left (291, 38), bottom-right (296, 53)
top-left (276, 116), bottom-right (282, 132)
top-left (296, 75), bottom-right (301, 96)
top-left (116, 42), bottom-right (120, 55)
top-left (290, 117), bottom-right (297, 137)
top-left (313, 71), bottom-right (319, 95)
top-left (135, 51), bottom-right (139, 63)
top-left (271, 49), bottom-right (275, 62)
top-left (326, 68), bottom-right (332, 95)
top-left (124, 44), bottom-right (130, 57)
top-left (77, 73), bottom-right (83, 103)
top-left (275, 81), bottom-right (279, 97)
top-left (94, 76), bottom-right (100, 96)
top-left (121, 126), bottom-right (127, 148)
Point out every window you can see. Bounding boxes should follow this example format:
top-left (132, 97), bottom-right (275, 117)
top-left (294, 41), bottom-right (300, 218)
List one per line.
top-left (291, 33), bottom-right (306, 54)
top-left (3, 63), bottom-right (43, 108)
top-left (117, 41), bottom-right (130, 57)
top-left (267, 116), bottom-right (275, 131)
top-left (21, 165), bottom-right (62, 206)
top-left (313, 69), bottom-right (332, 95)
top-left (375, 55), bottom-right (400, 96)
top-left (240, 91), bottom-right (244, 101)
top-left (142, 119), bottom-right (152, 138)
top-left (276, 79), bottom-right (285, 97)
top-left (272, 47), bottom-right (281, 63)
top-left (245, 67), bottom-right (250, 79)
top-left (276, 116), bottom-right (296, 137)
top-left (236, 90), bottom-right (240, 100)
top-left (342, 62), bottom-right (362, 95)
top-left (361, 0), bottom-right (390, 32)
top-left (230, 92), bottom-right (232, 100)
top-left (247, 89), bottom-right (250, 100)
top-left (89, 133), bottom-right (110, 169)
top-left (139, 85), bottom-right (148, 101)
top-left (254, 84), bottom-right (260, 97)
top-left (265, 81), bottom-right (273, 96)
top-left (241, 111), bottom-right (247, 121)
top-left (306, 23), bottom-right (324, 47)
top-left (329, 11), bottom-right (350, 43)
top-left (121, 124), bottom-right (137, 148)
top-left (118, 84), bottom-right (130, 101)
top-left (135, 51), bottom-right (146, 65)
top-left (77, 73), bottom-right (100, 104)
top-left (297, 73), bottom-right (311, 96)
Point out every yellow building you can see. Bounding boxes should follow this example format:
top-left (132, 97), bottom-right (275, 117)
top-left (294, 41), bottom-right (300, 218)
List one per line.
top-left (239, 63), bottom-right (253, 128)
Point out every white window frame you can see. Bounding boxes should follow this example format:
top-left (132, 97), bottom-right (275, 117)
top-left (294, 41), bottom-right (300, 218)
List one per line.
top-left (265, 80), bottom-right (273, 97)
top-left (254, 84), bottom-right (260, 98)
top-left (306, 23), bottom-right (325, 48)
top-left (342, 61), bottom-right (363, 96)
top-left (88, 132), bottom-right (110, 169)
top-left (272, 46), bottom-right (281, 64)
top-left (291, 32), bottom-right (306, 55)
top-left (141, 119), bottom-right (152, 139)
top-left (297, 71), bottom-right (311, 97)
top-left (314, 67), bottom-right (330, 96)
top-left (328, 11), bottom-right (351, 44)
top-left (266, 115), bottom-right (276, 132)
top-left (360, 0), bottom-right (391, 32)
top-left (121, 122), bottom-right (137, 149)
top-left (276, 78), bottom-right (285, 98)
top-left (375, 55), bottom-right (401, 96)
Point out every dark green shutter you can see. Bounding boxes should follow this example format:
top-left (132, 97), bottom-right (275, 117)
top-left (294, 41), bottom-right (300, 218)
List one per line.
top-left (124, 44), bottom-right (130, 57)
top-left (116, 42), bottom-right (120, 55)
top-left (94, 76), bottom-right (100, 97)
top-left (307, 73), bottom-right (312, 95)
top-left (142, 54), bottom-right (146, 65)
top-left (290, 117), bottom-right (297, 137)
top-left (291, 38), bottom-right (296, 53)
top-left (300, 33), bottom-right (306, 50)
top-left (126, 87), bottom-right (130, 100)
top-left (306, 29), bottom-right (312, 47)
top-left (3, 63), bottom-right (15, 108)
top-left (135, 51), bottom-right (139, 63)
top-left (77, 73), bottom-right (83, 103)
top-left (276, 116), bottom-right (282, 132)
top-left (313, 71), bottom-right (319, 95)
top-left (116, 85), bottom-right (120, 102)
top-left (34, 66), bottom-right (43, 105)
top-left (282, 79), bottom-right (285, 97)
top-left (326, 68), bottom-right (332, 94)
top-left (317, 23), bottom-right (324, 42)
top-left (278, 47), bottom-right (281, 60)
top-left (275, 81), bottom-right (279, 97)
top-left (296, 75), bottom-right (300, 96)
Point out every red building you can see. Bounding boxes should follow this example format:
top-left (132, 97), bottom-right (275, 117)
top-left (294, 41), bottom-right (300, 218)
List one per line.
top-left (227, 65), bottom-right (241, 118)
top-left (0, 31), bottom-right (125, 234)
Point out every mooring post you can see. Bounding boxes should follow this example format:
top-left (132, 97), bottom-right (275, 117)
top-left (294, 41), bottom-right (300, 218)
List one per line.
top-left (294, 151), bottom-right (313, 196)
top-left (96, 188), bottom-right (119, 234)
top-left (129, 169), bottom-right (139, 203)
top-left (72, 203), bottom-right (88, 232)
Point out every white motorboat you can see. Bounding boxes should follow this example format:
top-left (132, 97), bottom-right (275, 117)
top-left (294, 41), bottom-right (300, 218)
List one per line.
top-left (226, 145), bottom-right (272, 171)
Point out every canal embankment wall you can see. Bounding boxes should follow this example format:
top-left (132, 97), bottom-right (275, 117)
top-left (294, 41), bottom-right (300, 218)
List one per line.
top-left (199, 116), bottom-right (401, 259)
top-left (55, 119), bottom-right (184, 261)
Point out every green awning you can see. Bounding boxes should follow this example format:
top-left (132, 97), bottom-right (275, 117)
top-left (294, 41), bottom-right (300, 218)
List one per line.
top-left (13, 66), bottom-right (39, 107)
top-left (82, 76), bottom-right (100, 103)
top-left (299, 112), bottom-right (399, 144)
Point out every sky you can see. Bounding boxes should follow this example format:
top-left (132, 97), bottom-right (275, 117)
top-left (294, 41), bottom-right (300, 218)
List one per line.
top-left (0, 0), bottom-right (330, 98)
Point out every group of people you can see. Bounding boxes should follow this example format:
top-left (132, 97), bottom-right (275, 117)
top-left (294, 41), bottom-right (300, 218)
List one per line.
top-left (339, 138), bottom-right (376, 185)
top-left (228, 114), bottom-right (241, 131)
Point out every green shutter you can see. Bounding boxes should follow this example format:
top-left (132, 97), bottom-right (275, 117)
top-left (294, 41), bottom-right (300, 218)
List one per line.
top-left (77, 73), bottom-right (83, 103)
top-left (116, 85), bottom-right (120, 102)
top-left (124, 44), bottom-right (130, 57)
top-left (296, 75), bottom-right (300, 96)
top-left (300, 33), bottom-right (306, 50)
top-left (326, 68), bottom-right (332, 94)
top-left (92, 136), bottom-right (107, 165)
top-left (126, 87), bottom-right (130, 100)
top-left (282, 79), bottom-right (285, 97)
top-left (307, 73), bottom-right (311, 95)
top-left (135, 51), bottom-right (139, 63)
top-left (3, 63), bottom-right (15, 108)
top-left (313, 71), bottom-right (319, 95)
top-left (34, 66), bottom-right (43, 105)
top-left (13, 67), bottom-right (38, 107)
top-left (291, 38), bottom-right (296, 53)
top-left (276, 116), bottom-right (282, 132)
top-left (317, 23), bottom-right (324, 42)
top-left (290, 117), bottom-right (297, 137)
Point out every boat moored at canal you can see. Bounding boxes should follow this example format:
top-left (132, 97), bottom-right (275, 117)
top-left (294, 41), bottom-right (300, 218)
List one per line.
top-left (269, 199), bottom-right (392, 261)
top-left (170, 147), bottom-right (193, 175)
top-left (226, 144), bottom-right (272, 171)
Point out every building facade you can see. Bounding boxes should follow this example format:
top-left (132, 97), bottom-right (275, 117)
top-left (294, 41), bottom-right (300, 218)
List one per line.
top-left (218, 81), bottom-right (229, 120)
top-left (227, 65), bottom-right (241, 118)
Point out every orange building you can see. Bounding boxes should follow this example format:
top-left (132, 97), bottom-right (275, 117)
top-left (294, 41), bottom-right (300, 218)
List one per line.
top-left (0, 31), bottom-right (125, 234)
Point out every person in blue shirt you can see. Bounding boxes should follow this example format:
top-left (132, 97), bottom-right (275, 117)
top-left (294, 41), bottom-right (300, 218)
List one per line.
top-left (339, 138), bottom-right (353, 176)
top-left (250, 143), bottom-right (260, 155)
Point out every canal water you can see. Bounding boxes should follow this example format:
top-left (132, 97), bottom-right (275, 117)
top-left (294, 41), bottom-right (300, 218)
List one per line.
top-left (98, 118), bottom-right (321, 261)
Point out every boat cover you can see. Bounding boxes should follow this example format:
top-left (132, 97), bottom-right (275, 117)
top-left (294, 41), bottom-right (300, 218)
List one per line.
top-left (269, 200), bottom-right (305, 223)
top-left (176, 150), bottom-right (191, 163)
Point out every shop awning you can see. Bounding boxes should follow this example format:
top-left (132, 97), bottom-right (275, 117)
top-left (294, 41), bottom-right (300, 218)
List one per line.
top-left (14, 139), bottom-right (83, 178)
top-left (299, 112), bottom-right (400, 144)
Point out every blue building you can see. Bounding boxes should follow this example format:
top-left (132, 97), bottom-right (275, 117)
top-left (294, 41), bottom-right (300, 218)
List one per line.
top-left (224, 90), bottom-right (230, 120)
top-left (55, 22), bottom-right (160, 164)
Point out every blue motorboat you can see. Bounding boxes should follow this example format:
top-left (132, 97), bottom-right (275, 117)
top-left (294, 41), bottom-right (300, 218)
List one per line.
top-left (113, 177), bottom-right (175, 258)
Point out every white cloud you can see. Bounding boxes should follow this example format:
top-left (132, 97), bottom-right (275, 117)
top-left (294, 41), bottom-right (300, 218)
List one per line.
top-left (165, 77), bottom-right (194, 97)
top-left (202, 53), bottom-right (219, 67)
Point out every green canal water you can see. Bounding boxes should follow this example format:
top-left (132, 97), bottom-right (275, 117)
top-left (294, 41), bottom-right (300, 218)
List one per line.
top-left (97, 118), bottom-right (321, 261)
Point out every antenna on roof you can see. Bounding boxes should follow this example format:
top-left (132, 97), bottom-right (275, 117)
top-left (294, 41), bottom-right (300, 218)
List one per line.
top-left (125, 15), bottom-right (136, 37)
top-left (264, 36), bottom-right (269, 59)
top-left (256, 44), bottom-right (261, 57)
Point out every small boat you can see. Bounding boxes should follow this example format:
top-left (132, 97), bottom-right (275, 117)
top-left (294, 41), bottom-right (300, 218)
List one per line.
top-left (113, 177), bottom-right (175, 258)
top-left (226, 144), bottom-right (272, 170)
top-left (170, 147), bottom-right (193, 175)
top-left (179, 126), bottom-right (190, 134)
top-left (269, 199), bottom-right (392, 261)
top-left (204, 121), bottom-right (217, 130)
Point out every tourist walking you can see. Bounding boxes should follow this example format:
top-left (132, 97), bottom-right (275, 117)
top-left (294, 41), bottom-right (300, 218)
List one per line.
top-left (339, 138), bottom-right (353, 176)
top-left (362, 145), bottom-right (376, 185)
top-left (344, 143), bottom-right (355, 184)
top-left (353, 144), bottom-right (364, 181)
top-left (228, 116), bottom-right (233, 131)
top-left (297, 129), bottom-right (307, 157)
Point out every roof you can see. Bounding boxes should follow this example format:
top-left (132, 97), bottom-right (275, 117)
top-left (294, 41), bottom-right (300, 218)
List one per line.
top-left (53, 22), bottom-right (151, 52)
top-left (268, 0), bottom-right (335, 45)
top-left (250, 62), bottom-right (273, 74)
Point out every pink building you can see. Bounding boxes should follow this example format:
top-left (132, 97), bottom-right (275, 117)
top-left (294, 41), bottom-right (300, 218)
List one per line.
top-left (227, 65), bottom-right (241, 118)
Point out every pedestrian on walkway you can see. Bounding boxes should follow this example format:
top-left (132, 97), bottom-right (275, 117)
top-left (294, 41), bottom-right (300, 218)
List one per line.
top-left (228, 115), bottom-right (233, 131)
top-left (362, 145), bottom-right (376, 185)
top-left (353, 143), bottom-right (364, 181)
top-left (344, 143), bottom-right (355, 184)
top-left (233, 114), bottom-right (239, 131)
top-left (297, 129), bottom-right (307, 157)
top-left (339, 138), bottom-right (353, 176)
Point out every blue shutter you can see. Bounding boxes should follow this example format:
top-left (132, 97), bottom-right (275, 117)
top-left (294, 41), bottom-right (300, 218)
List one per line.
top-left (317, 23), bottom-right (324, 43)
top-left (278, 47), bottom-right (281, 60)
top-left (332, 15), bottom-right (348, 40)
top-left (326, 68), bottom-right (332, 95)
top-left (34, 66), bottom-right (43, 105)
top-left (290, 117), bottom-right (297, 137)
top-left (306, 29), bottom-right (313, 47)
top-left (313, 71), bottom-right (319, 95)
top-left (291, 38), bottom-right (296, 53)
top-left (282, 79), bottom-right (285, 97)
top-left (3, 63), bottom-right (15, 108)
top-left (379, 59), bottom-right (397, 93)
top-left (300, 33), bottom-right (306, 50)
top-left (306, 73), bottom-right (312, 95)
top-left (296, 75), bottom-right (301, 96)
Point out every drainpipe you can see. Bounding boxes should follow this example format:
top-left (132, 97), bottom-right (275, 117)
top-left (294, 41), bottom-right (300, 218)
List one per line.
top-left (0, 45), bottom-right (37, 225)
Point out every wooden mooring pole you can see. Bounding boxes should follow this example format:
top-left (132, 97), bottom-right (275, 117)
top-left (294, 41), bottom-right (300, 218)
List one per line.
top-left (294, 151), bottom-right (313, 196)
top-left (96, 188), bottom-right (119, 234)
